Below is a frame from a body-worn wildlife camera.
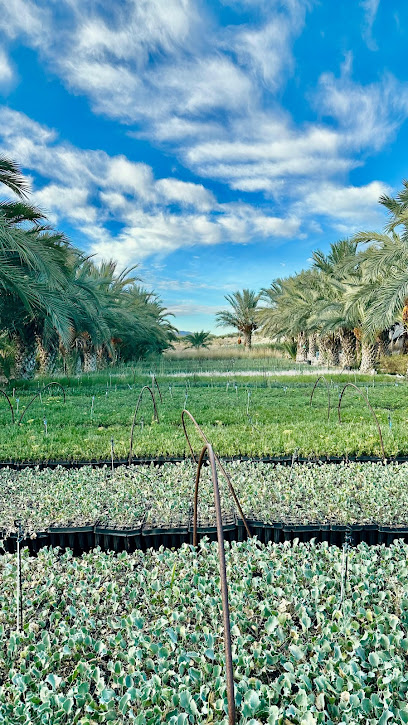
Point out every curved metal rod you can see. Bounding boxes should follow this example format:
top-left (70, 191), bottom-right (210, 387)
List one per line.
top-left (182, 409), bottom-right (251, 539)
top-left (151, 375), bottom-right (163, 404)
top-left (310, 375), bottom-right (331, 421)
top-left (129, 385), bottom-right (159, 464)
top-left (18, 382), bottom-right (66, 425)
top-left (0, 390), bottom-right (14, 424)
top-left (338, 382), bottom-right (385, 459)
top-left (194, 443), bottom-right (236, 725)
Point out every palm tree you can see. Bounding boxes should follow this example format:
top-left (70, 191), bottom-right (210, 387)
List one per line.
top-left (311, 240), bottom-right (359, 369)
top-left (352, 231), bottom-right (408, 335)
top-left (0, 156), bottom-right (29, 198)
top-left (259, 270), bottom-right (322, 363)
top-left (67, 259), bottom-right (176, 371)
top-left (184, 331), bottom-right (212, 349)
top-left (347, 182), bottom-right (408, 368)
top-left (216, 289), bottom-right (260, 349)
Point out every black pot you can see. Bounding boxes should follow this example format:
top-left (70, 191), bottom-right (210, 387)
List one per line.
top-left (2, 530), bottom-right (50, 554)
top-left (263, 522), bottom-right (283, 545)
top-left (49, 525), bottom-right (95, 554)
top-left (189, 514), bottom-right (237, 545)
top-left (95, 525), bottom-right (143, 553)
top-left (378, 525), bottom-right (408, 546)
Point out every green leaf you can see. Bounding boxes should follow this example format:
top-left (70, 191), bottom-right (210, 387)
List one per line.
top-left (289, 644), bottom-right (305, 661)
top-left (369, 652), bottom-right (380, 668)
top-left (244, 690), bottom-right (260, 713)
top-left (62, 698), bottom-right (73, 714)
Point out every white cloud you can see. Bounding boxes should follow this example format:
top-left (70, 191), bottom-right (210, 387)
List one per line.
top-left (360, 0), bottom-right (380, 50)
top-left (166, 302), bottom-right (221, 316)
top-left (0, 107), bottom-right (296, 264)
top-left (33, 184), bottom-right (97, 225)
top-left (316, 71), bottom-right (408, 151)
top-left (297, 180), bottom-right (390, 230)
top-left (155, 178), bottom-right (215, 210)
top-left (0, 49), bottom-right (14, 86)
top-left (232, 0), bottom-right (307, 89)
top-left (0, 0), bottom-right (402, 248)
top-left (0, 0), bottom-right (49, 44)
top-left (105, 157), bottom-right (154, 201)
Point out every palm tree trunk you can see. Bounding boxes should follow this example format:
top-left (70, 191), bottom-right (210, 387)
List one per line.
top-left (243, 329), bottom-right (252, 349)
top-left (377, 330), bottom-right (391, 358)
top-left (319, 334), bottom-right (340, 366)
top-left (96, 347), bottom-right (108, 370)
top-left (13, 334), bottom-right (37, 379)
top-left (339, 329), bottom-right (357, 369)
top-left (307, 333), bottom-right (319, 363)
top-left (359, 341), bottom-right (378, 373)
top-left (35, 335), bottom-right (58, 375)
top-left (83, 350), bottom-right (97, 372)
top-left (296, 331), bottom-right (308, 362)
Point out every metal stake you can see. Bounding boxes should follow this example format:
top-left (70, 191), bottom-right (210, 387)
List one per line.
top-left (193, 444), bottom-right (236, 725)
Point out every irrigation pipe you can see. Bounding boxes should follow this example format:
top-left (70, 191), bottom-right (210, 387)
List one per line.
top-left (309, 375), bottom-right (331, 421)
top-left (193, 443), bottom-right (236, 725)
top-left (151, 375), bottom-right (163, 404)
top-left (181, 409), bottom-right (251, 539)
top-left (18, 382), bottom-right (66, 425)
top-left (16, 522), bottom-right (23, 632)
top-left (338, 382), bottom-right (385, 459)
top-left (0, 390), bottom-right (15, 424)
top-left (129, 385), bottom-right (159, 464)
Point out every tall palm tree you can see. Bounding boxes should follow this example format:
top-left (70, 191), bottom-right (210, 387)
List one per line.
top-left (216, 289), bottom-right (260, 349)
top-left (352, 230), bottom-right (408, 335)
top-left (68, 259), bottom-right (176, 371)
top-left (347, 182), bottom-right (408, 368)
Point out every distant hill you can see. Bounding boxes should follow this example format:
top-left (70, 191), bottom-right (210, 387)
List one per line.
top-left (177, 330), bottom-right (192, 337)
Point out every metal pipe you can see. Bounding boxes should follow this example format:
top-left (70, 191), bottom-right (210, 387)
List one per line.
top-left (129, 385), bottom-right (159, 464)
top-left (151, 375), bottom-right (163, 404)
top-left (194, 443), bottom-right (236, 725)
top-left (309, 375), bottom-right (331, 421)
top-left (181, 409), bottom-right (251, 539)
top-left (0, 390), bottom-right (15, 424)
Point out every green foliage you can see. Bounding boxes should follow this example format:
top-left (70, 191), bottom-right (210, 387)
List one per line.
top-left (216, 290), bottom-right (260, 347)
top-left (282, 340), bottom-right (297, 360)
top-left (0, 371), bottom-right (406, 461)
top-left (2, 540), bottom-right (408, 722)
top-left (379, 354), bottom-right (407, 376)
top-left (183, 331), bottom-right (212, 349)
top-left (3, 460), bottom-right (408, 536)
top-left (0, 159), bottom-right (175, 377)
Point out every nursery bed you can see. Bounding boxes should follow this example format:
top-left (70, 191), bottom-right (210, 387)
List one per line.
top-left (3, 460), bottom-right (408, 554)
top-left (3, 540), bottom-right (408, 723)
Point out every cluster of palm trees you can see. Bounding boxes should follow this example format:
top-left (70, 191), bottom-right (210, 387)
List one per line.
top-left (215, 180), bottom-right (408, 372)
top-left (259, 180), bottom-right (408, 372)
top-left (0, 158), bottom-right (176, 379)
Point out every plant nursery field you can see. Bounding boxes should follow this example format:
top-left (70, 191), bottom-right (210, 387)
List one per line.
top-left (3, 365), bottom-right (408, 725)
top-left (2, 540), bottom-right (408, 724)
top-left (2, 461), bottom-right (408, 546)
top-left (0, 370), bottom-right (407, 461)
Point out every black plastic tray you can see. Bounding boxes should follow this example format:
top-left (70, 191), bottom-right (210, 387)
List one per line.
top-left (1, 454), bottom-right (408, 469)
top-left (4, 521), bottom-right (408, 556)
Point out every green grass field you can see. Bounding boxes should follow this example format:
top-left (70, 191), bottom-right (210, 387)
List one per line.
top-left (0, 365), bottom-right (406, 461)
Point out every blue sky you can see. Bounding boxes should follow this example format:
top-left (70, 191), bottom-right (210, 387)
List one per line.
top-left (0, 0), bottom-right (407, 333)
